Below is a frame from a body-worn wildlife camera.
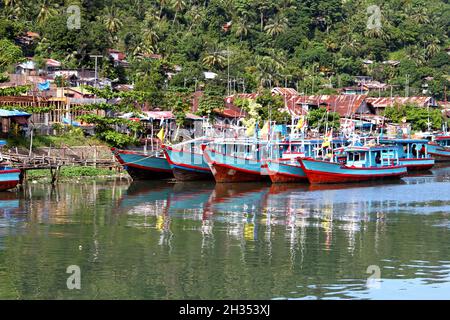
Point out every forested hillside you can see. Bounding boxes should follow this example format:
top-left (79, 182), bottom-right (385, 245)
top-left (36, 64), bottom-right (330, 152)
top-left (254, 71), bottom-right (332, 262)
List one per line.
top-left (1, 0), bottom-right (449, 100)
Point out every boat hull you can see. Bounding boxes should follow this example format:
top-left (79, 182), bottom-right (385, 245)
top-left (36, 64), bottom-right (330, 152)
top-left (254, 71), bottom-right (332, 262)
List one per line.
top-left (163, 145), bottom-right (213, 181)
top-left (428, 144), bottom-right (450, 162)
top-left (399, 158), bottom-right (435, 171)
top-left (0, 169), bottom-right (20, 191)
top-left (112, 148), bottom-right (173, 180)
top-left (265, 160), bottom-right (307, 183)
top-left (299, 158), bottom-right (407, 184)
top-left (203, 148), bottom-right (266, 183)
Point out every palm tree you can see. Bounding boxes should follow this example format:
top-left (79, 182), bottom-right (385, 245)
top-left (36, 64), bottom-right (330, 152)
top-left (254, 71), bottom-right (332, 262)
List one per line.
top-left (256, 0), bottom-right (271, 31)
top-left (187, 6), bottom-right (204, 32)
top-left (411, 7), bottom-right (430, 24)
top-left (234, 18), bottom-right (250, 41)
top-left (1, 0), bottom-right (26, 19)
top-left (102, 6), bottom-right (123, 36)
top-left (406, 45), bottom-right (426, 66)
top-left (133, 42), bottom-right (155, 59)
top-left (142, 27), bottom-right (159, 47)
top-left (255, 56), bottom-right (281, 89)
top-left (36, 0), bottom-right (58, 25)
top-left (264, 15), bottom-right (288, 37)
top-left (365, 25), bottom-right (390, 41)
top-left (133, 0), bottom-right (146, 19)
top-left (171, 0), bottom-right (186, 25)
top-left (426, 37), bottom-right (441, 58)
top-left (202, 48), bottom-right (226, 69)
top-left (159, 0), bottom-right (168, 19)
top-left (2, 0), bottom-right (14, 6)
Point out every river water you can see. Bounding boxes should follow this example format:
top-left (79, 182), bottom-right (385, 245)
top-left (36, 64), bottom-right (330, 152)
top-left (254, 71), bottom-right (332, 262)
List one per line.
top-left (1, 166), bottom-right (450, 299)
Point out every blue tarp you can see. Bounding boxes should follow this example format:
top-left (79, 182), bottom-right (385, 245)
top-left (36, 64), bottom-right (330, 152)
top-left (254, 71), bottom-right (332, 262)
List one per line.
top-left (62, 117), bottom-right (81, 127)
top-left (38, 80), bottom-right (50, 91)
top-left (0, 109), bottom-right (31, 117)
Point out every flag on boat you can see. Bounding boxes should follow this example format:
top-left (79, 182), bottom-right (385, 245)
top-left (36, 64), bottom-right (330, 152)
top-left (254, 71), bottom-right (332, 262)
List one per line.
top-left (296, 116), bottom-right (306, 130)
top-left (322, 129), bottom-right (333, 148)
top-left (157, 127), bottom-right (165, 142)
top-left (245, 120), bottom-right (257, 137)
top-left (260, 121), bottom-right (270, 139)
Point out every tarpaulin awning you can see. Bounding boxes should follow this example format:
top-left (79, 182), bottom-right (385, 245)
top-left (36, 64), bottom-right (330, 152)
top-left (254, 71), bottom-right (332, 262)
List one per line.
top-left (0, 109), bottom-right (31, 118)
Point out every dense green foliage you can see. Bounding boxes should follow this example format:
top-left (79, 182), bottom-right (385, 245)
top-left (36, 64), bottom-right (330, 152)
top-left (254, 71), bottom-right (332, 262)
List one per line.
top-left (384, 104), bottom-right (445, 131)
top-left (307, 107), bottom-right (341, 132)
top-left (77, 114), bottom-right (142, 147)
top-left (26, 167), bottom-right (118, 180)
top-left (0, 85), bottom-right (29, 96)
top-left (234, 89), bottom-right (290, 123)
top-left (0, 0), bottom-right (448, 99)
top-left (6, 127), bottom-right (104, 149)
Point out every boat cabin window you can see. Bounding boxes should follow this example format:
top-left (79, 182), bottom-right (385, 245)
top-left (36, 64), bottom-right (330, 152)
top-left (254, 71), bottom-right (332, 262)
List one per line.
top-left (438, 139), bottom-right (450, 147)
top-left (347, 151), bottom-right (366, 167)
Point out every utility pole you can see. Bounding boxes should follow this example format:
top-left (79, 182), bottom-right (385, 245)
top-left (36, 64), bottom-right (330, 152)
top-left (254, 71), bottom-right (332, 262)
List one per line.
top-left (90, 55), bottom-right (103, 88)
top-left (405, 74), bottom-right (409, 97)
top-left (227, 42), bottom-right (230, 96)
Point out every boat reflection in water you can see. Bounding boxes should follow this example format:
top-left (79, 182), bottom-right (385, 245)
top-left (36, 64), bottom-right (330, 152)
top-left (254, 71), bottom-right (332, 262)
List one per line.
top-left (119, 178), bottom-right (409, 252)
top-left (0, 192), bottom-right (22, 244)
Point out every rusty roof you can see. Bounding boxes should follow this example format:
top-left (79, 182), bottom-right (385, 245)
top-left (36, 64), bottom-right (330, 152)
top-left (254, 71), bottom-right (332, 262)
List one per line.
top-left (271, 87), bottom-right (299, 97)
top-left (366, 96), bottom-right (437, 108)
top-left (288, 95), bottom-right (368, 117)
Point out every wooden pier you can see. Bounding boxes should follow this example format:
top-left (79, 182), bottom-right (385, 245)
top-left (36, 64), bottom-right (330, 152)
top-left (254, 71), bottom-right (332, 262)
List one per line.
top-left (1, 151), bottom-right (120, 185)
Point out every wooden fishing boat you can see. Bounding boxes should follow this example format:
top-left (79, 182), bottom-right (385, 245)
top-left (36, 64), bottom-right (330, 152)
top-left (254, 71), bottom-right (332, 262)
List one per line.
top-left (202, 139), bottom-right (269, 183)
top-left (298, 145), bottom-right (407, 184)
top-left (162, 138), bottom-right (213, 181)
top-left (427, 135), bottom-right (450, 161)
top-left (112, 148), bottom-right (173, 180)
top-left (379, 138), bottom-right (435, 171)
top-left (0, 167), bottom-right (20, 191)
top-left (265, 138), bottom-right (347, 183)
top-left (0, 140), bottom-right (22, 191)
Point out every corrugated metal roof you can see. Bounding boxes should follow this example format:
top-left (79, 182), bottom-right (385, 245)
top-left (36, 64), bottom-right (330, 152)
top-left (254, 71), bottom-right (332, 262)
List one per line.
top-left (141, 111), bottom-right (203, 121)
top-left (366, 96), bottom-right (437, 108)
top-left (288, 95), bottom-right (368, 117)
top-left (271, 87), bottom-right (299, 97)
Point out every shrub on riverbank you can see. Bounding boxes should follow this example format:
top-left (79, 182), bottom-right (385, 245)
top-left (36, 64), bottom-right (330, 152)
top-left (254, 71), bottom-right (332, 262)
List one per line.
top-left (26, 167), bottom-right (119, 180)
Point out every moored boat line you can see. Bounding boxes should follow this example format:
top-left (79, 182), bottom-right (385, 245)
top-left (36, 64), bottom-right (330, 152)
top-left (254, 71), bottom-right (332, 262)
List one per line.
top-left (113, 132), bottom-right (450, 185)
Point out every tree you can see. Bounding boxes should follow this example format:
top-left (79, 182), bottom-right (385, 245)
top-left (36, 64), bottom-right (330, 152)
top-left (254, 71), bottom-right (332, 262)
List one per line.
top-left (234, 18), bottom-right (250, 41)
top-left (197, 92), bottom-right (224, 121)
top-left (101, 5), bottom-right (123, 39)
top-left (171, 0), bottom-right (186, 25)
top-left (385, 104), bottom-right (443, 131)
top-left (202, 48), bottom-right (226, 69)
top-left (36, 0), bottom-right (58, 25)
top-left (264, 15), bottom-right (288, 37)
top-left (307, 107), bottom-right (340, 132)
top-left (0, 39), bottom-right (23, 72)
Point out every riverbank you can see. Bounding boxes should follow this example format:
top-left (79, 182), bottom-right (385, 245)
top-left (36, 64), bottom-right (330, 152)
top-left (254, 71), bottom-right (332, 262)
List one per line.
top-left (24, 166), bottom-right (129, 182)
